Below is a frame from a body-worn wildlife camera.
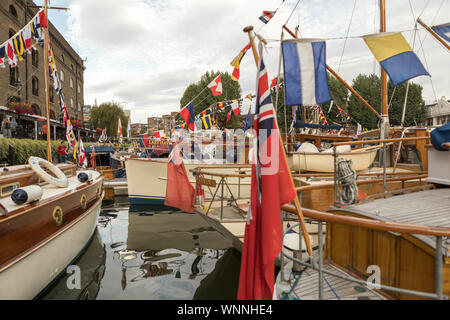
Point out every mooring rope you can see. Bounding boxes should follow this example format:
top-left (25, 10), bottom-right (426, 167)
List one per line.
top-left (337, 158), bottom-right (358, 205)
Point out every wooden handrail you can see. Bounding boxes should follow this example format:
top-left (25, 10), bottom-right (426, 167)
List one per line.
top-left (291, 171), bottom-right (427, 178)
top-left (333, 136), bottom-right (429, 146)
top-left (281, 204), bottom-right (450, 237)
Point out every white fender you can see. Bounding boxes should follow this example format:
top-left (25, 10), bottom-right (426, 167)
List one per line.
top-left (28, 156), bottom-right (69, 188)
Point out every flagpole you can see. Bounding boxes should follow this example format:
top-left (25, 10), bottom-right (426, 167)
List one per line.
top-left (43, 0), bottom-right (52, 162)
top-left (243, 26), bottom-right (259, 67)
top-left (247, 31), bottom-right (313, 257)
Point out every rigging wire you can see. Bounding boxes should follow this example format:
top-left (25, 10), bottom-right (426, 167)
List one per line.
top-left (337, 0), bottom-right (357, 73)
top-left (284, 0), bottom-right (302, 26)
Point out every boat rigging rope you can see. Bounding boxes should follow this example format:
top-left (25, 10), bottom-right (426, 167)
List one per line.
top-left (336, 158), bottom-right (358, 205)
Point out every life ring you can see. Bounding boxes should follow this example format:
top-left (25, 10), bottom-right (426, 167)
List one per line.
top-left (28, 156), bottom-right (69, 188)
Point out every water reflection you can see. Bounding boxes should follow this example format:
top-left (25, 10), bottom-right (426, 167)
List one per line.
top-left (40, 202), bottom-right (240, 300)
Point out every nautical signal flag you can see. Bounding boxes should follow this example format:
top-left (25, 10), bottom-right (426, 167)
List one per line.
top-left (231, 100), bottom-right (241, 116)
top-left (154, 130), bottom-right (164, 139)
top-left (282, 39), bottom-right (332, 106)
top-left (237, 45), bottom-right (296, 300)
top-left (117, 117), bottom-right (123, 142)
top-left (432, 23), bottom-right (450, 43)
top-left (180, 102), bottom-right (195, 132)
top-left (244, 107), bottom-right (251, 132)
top-left (226, 110), bottom-right (232, 124)
top-left (201, 115), bottom-right (212, 129)
top-left (231, 43), bottom-right (252, 81)
top-left (259, 10), bottom-right (276, 24)
top-left (207, 74), bottom-right (223, 96)
top-left (79, 138), bottom-right (87, 168)
top-left (363, 32), bottom-right (430, 86)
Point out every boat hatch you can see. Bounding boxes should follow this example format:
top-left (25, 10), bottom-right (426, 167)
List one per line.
top-left (1, 182), bottom-right (20, 197)
top-left (64, 170), bottom-right (73, 178)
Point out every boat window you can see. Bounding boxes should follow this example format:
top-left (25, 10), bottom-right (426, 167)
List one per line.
top-left (1, 182), bottom-right (20, 197)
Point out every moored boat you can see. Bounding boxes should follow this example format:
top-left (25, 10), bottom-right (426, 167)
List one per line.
top-left (0, 161), bottom-right (104, 299)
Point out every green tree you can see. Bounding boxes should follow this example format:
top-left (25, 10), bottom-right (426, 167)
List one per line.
top-left (179, 70), bottom-right (242, 129)
top-left (348, 74), bottom-right (426, 129)
top-left (319, 74), bottom-right (349, 122)
top-left (273, 74), bottom-right (349, 133)
top-left (89, 101), bottom-right (129, 138)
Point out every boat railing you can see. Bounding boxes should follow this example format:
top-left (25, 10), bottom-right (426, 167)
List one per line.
top-left (279, 203), bottom-right (449, 300)
top-left (192, 166), bottom-right (251, 221)
top-left (331, 136), bottom-right (429, 206)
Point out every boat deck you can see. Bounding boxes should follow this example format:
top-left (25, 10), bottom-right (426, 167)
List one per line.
top-left (334, 188), bottom-right (450, 255)
top-left (0, 170), bottom-right (102, 217)
top-left (277, 261), bottom-right (386, 300)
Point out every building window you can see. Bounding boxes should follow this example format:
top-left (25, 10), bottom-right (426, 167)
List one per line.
top-left (32, 104), bottom-right (41, 116)
top-left (32, 48), bottom-right (39, 67)
top-left (78, 103), bottom-right (81, 111)
top-left (60, 70), bottom-right (65, 82)
top-left (50, 110), bottom-right (56, 120)
top-left (70, 78), bottom-right (74, 88)
top-left (61, 54), bottom-right (65, 63)
top-left (9, 66), bottom-right (19, 86)
top-left (50, 87), bottom-right (54, 102)
top-left (71, 64), bottom-right (74, 71)
top-left (70, 98), bottom-right (74, 109)
top-left (9, 5), bottom-right (18, 19)
top-left (78, 84), bottom-right (81, 93)
top-left (32, 77), bottom-right (39, 96)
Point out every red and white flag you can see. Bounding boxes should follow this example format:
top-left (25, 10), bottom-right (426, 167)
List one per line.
top-left (79, 139), bottom-right (87, 168)
top-left (208, 74), bottom-right (223, 96)
top-left (117, 117), bottom-right (123, 142)
top-left (155, 130), bottom-right (164, 139)
top-left (231, 100), bottom-right (241, 116)
top-left (6, 40), bottom-right (17, 67)
top-left (237, 45), bottom-right (296, 300)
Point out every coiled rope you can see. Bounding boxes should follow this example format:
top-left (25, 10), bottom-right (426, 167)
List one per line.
top-left (337, 158), bottom-right (358, 205)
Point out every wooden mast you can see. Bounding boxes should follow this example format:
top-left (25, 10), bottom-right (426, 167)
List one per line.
top-left (243, 26), bottom-right (313, 257)
top-left (417, 18), bottom-right (450, 51)
top-left (380, 0), bottom-right (389, 139)
top-left (43, 0), bottom-right (52, 162)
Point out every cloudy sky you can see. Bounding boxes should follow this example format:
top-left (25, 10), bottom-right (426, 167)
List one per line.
top-left (38, 0), bottom-right (449, 123)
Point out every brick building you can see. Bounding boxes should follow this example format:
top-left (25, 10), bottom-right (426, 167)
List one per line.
top-left (0, 1), bottom-right (90, 140)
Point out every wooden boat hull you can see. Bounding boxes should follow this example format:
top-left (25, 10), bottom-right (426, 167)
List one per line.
top-left (290, 149), bottom-right (378, 172)
top-left (0, 172), bottom-right (104, 300)
top-left (126, 158), bottom-right (251, 206)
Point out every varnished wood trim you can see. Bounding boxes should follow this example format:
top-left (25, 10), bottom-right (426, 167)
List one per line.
top-left (0, 190), bottom-right (104, 273)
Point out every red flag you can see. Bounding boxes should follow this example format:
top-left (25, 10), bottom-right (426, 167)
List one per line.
top-left (164, 144), bottom-right (196, 213)
top-left (89, 146), bottom-right (96, 167)
top-left (142, 133), bottom-right (150, 147)
top-left (207, 74), bottom-right (223, 96)
top-left (270, 77), bottom-right (278, 88)
top-left (226, 110), bottom-right (232, 124)
top-left (237, 48), bottom-right (296, 300)
top-left (39, 10), bottom-right (48, 28)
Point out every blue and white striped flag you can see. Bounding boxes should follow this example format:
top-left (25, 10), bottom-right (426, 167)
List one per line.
top-left (282, 39), bottom-right (332, 106)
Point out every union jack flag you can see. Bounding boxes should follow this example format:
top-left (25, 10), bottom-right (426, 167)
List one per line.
top-left (259, 10), bottom-right (276, 24)
top-left (237, 44), bottom-right (296, 300)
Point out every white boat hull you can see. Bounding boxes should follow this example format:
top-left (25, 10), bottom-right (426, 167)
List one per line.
top-left (290, 149), bottom-right (378, 173)
top-left (126, 158), bottom-right (251, 206)
top-left (0, 196), bottom-right (102, 300)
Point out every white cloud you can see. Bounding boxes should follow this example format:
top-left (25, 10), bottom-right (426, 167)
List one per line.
top-left (44, 0), bottom-right (450, 123)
